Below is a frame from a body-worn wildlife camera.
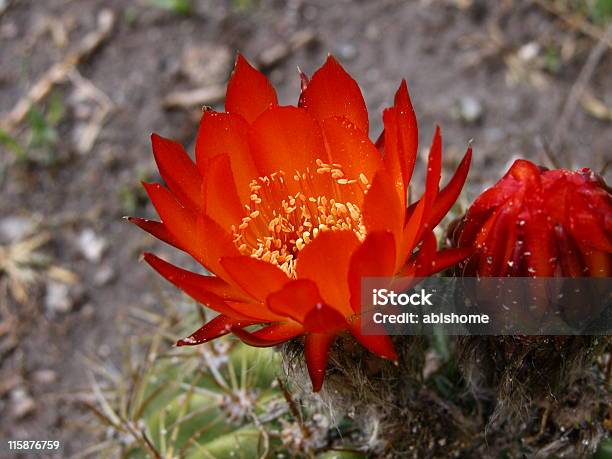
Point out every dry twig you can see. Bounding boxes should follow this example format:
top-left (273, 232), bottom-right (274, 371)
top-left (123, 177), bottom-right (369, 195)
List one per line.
top-left (549, 24), bottom-right (612, 158)
top-left (0, 9), bottom-right (115, 132)
top-left (533, 0), bottom-right (612, 49)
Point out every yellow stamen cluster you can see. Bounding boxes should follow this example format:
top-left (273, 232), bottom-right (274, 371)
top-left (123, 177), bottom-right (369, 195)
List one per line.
top-left (231, 161), bottom-right (370, 278)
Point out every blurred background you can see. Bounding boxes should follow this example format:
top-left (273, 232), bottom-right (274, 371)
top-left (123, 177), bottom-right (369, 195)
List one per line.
top-left (0, 0), bottom-right (611, 456)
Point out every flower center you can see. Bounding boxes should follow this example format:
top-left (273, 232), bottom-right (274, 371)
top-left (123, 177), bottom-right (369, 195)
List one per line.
top-left (231, 160), bottom-right (370, 278)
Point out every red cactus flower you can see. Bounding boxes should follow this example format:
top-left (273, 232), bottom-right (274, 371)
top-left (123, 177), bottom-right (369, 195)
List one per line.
top-left (130, 54), bottom-right (472, 391)
top-left (453, 159), bottom-right (612, 278)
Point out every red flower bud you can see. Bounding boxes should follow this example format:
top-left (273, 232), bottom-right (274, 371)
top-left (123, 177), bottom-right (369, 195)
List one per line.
top-left (453, 159), bottom-right (611, 278)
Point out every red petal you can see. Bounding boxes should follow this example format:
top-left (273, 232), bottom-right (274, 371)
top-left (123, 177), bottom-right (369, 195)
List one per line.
top-left (225, 54), bottom-right (278, 124)
top-left (151, 134), bottom-right (202, 212)
top-left (523, 206), bottom-right (555, 277)
top-left (384, 80), bottom-right (418, 195)
top-left (300, 55), bottom-right (368, 133)
top-left (143, 182), bottom-right (199, 255)
top-left (350, 319), bottom-right (398, 362)
top-left (177, 315), bottom-right (255, 346)
top-left (554, 225), bottom-right (584, 277)
top-left (196, 214), bottom-right (241, 279)
top-left (430, 248), bottom-right (472, 275)
top-left (305, 333), bottom-right (335, 392)
top-left (201, 154), bottom-right (244, 229)
top-left (420, 127), bottom-right (442, 232)
top-left (220, 256), bottom-right (290, 302)
top-left (427, 146), bottom-right (472, 230)
top-left (195, 111), bottom-right (258, 204)
top-left (248, 106), bottom-right (332, 196)
top-left (296, 230), bottom-right (361, 315)
top-left (348, 231), bottom-right (396, 314)
top-left (267, 279), bottom-right (322, 323)
top-left (569, 192), bottom-right (612, 252)
top-left (144, 254), bottom-right (251, 318)
top-left (320, 116), bottom-right (382, 202)
top-left (363, 170), bottom-right (403, 258)
top-left (144, 253), bottom-right (250, 301)
top-left (414, 231), bottom-right (438, 276)
top-left (401, 197), bottom-right (427, 256)
top-left (267, 279), bottom-right (347, 333)
top-left (127, 217), bottom-right (185, 251)
top-left (381, 109), bottom-right (406, 206)
top-left (231, 324), bottom-right (301, 347)
top-left (581, 248), bottom-right (611, 277)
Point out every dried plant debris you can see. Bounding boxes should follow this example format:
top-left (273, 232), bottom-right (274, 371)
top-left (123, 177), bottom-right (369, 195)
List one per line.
top-left (282, 333), bottom-right (611, 458)
top-left (85, 304), bottom-right (364, 458)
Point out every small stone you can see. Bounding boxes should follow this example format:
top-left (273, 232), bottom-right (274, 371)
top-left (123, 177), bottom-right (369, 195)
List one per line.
top-left (44, 281), bottom-right (73, 313)
top-left (336, 43), bottom-right (357, 61)
top-left (0, 216), bottom-right (35, 243)
top-left (518, 42), bottom-right (540, 62)
top-left (452, 96), bottom-right (484, 124)
top-left (94, 264), bottom-right (116, 286)
top-left (80, 303), bottom-right (95, 319)
top-left (11, 388), bottom-right (36, 419)
top-left (33, 370), bottom-right (57, 385)
top-left (77, 228), bottom-right (107, 262)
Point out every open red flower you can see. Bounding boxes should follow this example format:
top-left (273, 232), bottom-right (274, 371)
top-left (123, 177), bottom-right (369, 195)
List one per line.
top-left (130, 55), bottom-right (472, 391)
top-left (453, 159), bottom-right (612, 277)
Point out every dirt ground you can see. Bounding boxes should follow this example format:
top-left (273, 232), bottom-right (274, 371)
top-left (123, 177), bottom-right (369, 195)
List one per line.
top-left (0, 0), bottom-right (610, 456)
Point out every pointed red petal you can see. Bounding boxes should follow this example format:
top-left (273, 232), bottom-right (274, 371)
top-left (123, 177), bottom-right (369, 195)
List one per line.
top-left (143, 253), bottom-right (249, 301)
top-left (220, 256), bottom-right (290, 302)
top-left (143, 182), bottom-right (199, 255)
top-left (201, 154), bottom-right (244, 229)
top-left (248, 106), bottom-right (332, 196)
top-left (267, 279), bottom-right (321, 323)
top-left (195, 111), bottom-right (258, 204)
top-left (151, 133), bottom-right (202, 212)
top-left (305, 333), bottom-right (335, 392)
top-left (363, 169), bottom-right (403, 253)
top-left (300, 55), bottom-right (368, 133)
top-left (387, 80), bottom-right (418, 192)
top-left (296, 231), bottom-right (361, 315)
top-left (320, 116), bottom-right (382, 202)
top-left (420, 127), bottom-right (442, 232)
top-left (350, 319), bottom-right (398, 362)
top-left (348, 231), bottom-right (396, 314)
top-left (196, 214), bottom-right (241, 280)
top-left (177, 315), bottom-right (256, 346)
top-left (127, 217), bottom-right (185, 251)
top-left (143, 253), bottom-right (251, 317)
top-left (427, 146), bottom-right (472, 230)
top-left (381, 109), bottom-right (405, 206)
top-left (230, 323), bottom-right (302, 347)
top-left (225, 54), bottom-right (278, 124)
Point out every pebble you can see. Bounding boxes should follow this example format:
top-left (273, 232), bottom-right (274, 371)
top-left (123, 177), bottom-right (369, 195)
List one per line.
top-left (336, 43), bottom-right (357, 61)
top-left (94, 264), bottom-right (116, 286)
top-left (0, 216), bottom-right (35, 243)
top-left (11, 388), bottom-right (36, 419)
top-left (44, 281), bottom-right (73, 314)
top-left (77, 228), bottom-right (107, 262)
top-left (452, 96), bottom-right (484, 124)
top-left (33, 370), bottom-right (57, 385)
